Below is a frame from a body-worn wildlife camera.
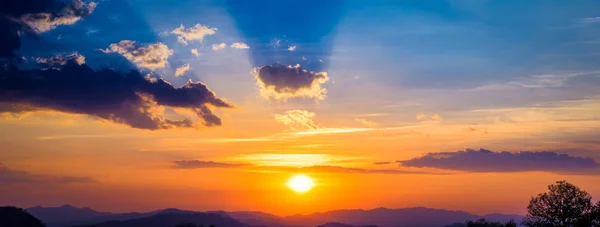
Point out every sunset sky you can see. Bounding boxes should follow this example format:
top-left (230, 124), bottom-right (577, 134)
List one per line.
top-left (2, 0), bottom-right (600, 216)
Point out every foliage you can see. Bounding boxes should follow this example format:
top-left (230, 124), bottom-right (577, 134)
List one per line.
top-left (522, 181), bottom-right (599, 227)
top-left (465, 219), bottom-right (517, 227)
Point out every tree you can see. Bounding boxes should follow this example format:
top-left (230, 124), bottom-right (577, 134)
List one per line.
top-left (522, 181), bottom-right (597, 227)
top-left (466, 219), bottom-right (517, 227)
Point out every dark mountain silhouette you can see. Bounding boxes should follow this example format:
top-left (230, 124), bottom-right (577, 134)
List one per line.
top-left (224, 211), bottom-right (291, 227)
top-left (282, 207), bottom-right (523, 227)
top-left (317, 222), bottom-right (378, 227)
top-left (0, 206), bottom-right (46, 227)
top-left (26, 205), bottom-right (523, 227)
top-left (27, 205), bottom-right (162, 227)
top-left (68, 212), bottom-right (251, 227)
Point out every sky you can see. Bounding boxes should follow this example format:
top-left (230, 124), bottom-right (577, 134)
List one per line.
top-left (1, 0), bottom-right (600, 216)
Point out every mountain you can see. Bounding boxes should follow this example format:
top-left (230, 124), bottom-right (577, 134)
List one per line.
top-left (26, 205), bottom-right (524, 227)
top-left (224, 211), bottom-right (291, 227)
top-left (0, 206), bottom-right (46, 227)
top-left (27, 205), bottom-right (167, 227)
top-left (317, 222), bottom-right (378, 227)
top-left (68, 212), bottom-right (252, 227)
top-left (27, 205), bottom-right (113, 225)
top-left (282, 207), bottom-right (523, 227)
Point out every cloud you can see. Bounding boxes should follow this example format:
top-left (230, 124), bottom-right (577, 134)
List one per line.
top-left (211, 42), bottom-right (226, 51)
top-left (373, 162), bottom-right (392, 165)
top-left (230, 42), bottom-right (250, 49)
top-left (173, 160), bottom-right (250, 169)
top-left (577, 17), bottom-right (600, 23)
top-left (175, 64), bottom-right (190, 77)
top-left (416, 113), bottom-right (442, 121)
top-left (19, 0), bottom-right (96, 33)
top-left (355, 118), bottom-right (379, 127)
top-left (0, 162), bottom-right (95, 185)
top-left (397, 148), bottom-right (600, 175)
top-left (171, 24), bottom-right (217, 46)
top-left (35, 52), bottom-right (85, 66)
top-left (101, 40), bottom-right (173, 70)
top-left (171, 161), bottom-right (433, 175)
top-left (0, 0), bottom-right (96, 58)
top-left (0, 61), bottom-right (233, 130)
top-left (191, 48), bottom-right (200, 57)
top-left (275, 109), bottom-right (319, 130)
top-left (288, 45), bottom-right (296, 51)
top-left (253, 63), bottom-right (329, 101)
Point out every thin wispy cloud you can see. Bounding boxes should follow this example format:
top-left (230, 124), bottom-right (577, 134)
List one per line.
top-left (355, 118), bottom-right (380, 127)
top-left (275, 109), bottom-right (319, 130)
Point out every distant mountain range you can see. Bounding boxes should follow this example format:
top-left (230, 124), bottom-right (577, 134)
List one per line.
top-left (26, 205), bottom-right (524, 227)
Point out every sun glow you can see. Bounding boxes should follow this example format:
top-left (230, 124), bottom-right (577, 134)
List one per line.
top-left (287, 174), bottom-right (314, 193)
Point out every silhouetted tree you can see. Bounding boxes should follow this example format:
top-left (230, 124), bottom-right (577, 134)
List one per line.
top-left (0, 207), bottom-right (46, 227)
top-left (522, 181), bottom-right (598, 227)
top-left (174, 223), bottom-right (197, 227)
top-left (465, 219), bottom-right (517, 227)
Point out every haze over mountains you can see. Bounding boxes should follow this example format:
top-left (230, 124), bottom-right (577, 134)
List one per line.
top-left (26, 205), bottom-right (523, 227)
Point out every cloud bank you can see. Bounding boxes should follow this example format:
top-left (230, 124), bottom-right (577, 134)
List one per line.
top-left (0, 0), bottom-right (96, 58)
top-left (0, 61), bottom-right (233, 129)
top-left (398, 148), bottom-right (600, 175)
top-left (171, 24), bottom-right (217, 46)
top-left (101, 40), bottom-right (173, 70)
top-left (253, 64), bottom-right (329, 101)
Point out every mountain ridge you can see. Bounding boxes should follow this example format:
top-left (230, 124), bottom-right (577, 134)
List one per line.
top-left (26, 205), bottom-right (524, 227)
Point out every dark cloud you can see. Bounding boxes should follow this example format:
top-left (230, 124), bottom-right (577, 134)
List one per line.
top-left (253, 63), bottom-right (328, 100)
top-left (173, 160), bottom-right (250, 169)
top-left (0, 60), bottom-right (233, 129)
top-left (0, 0), bottom-right (96, 59)
top-left (173, 160), bottom-right (434, 175)
top-left (36, 52), bottom-right (85, 66)
top-left (0, 162), bottom-right (95, 184)
top-left (397, 148), bottom-right (600, 175)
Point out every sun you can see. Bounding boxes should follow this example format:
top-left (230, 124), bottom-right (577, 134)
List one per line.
top-left (287, 174), bottom-right (314, 193)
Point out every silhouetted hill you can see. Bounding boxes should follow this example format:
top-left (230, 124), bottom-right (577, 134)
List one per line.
top-left (317, 222), bottom-right (378, 227)
top-left (27, 205), bottom-right (161, 227)
top-left (28, 205), bottom-right (112, 225)
top-left (0, 206), bottom-right (46, 227)
top-left (283, 207), bottom-right (523, 227)
top-left (69, 212), bottom-right (251, 227)
top-left (26, 205), bottom-right (524, 227)
top-left (224, 211), bottom-right (291, 227)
